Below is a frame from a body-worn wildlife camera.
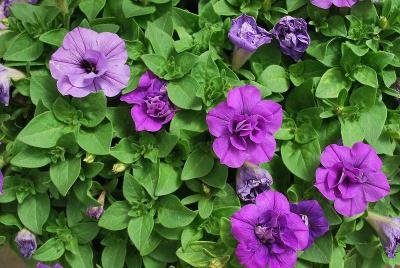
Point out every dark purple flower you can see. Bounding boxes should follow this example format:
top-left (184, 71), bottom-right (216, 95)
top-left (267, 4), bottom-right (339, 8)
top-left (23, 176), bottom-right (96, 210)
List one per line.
top-left (236, 162), bottom-right (273, 202)
top-left (290, 200), bottom-right (329, 248)
top-left (86, 191), bottom-right (105, 220)
top-left (0, 170), bottom-right (3, 195)
top-left (206, 85), bottom-right (283, 168)
top-left (50, 27), bottom-right (130, 98)
top-left (310, 0), bottom-right (358, 9)
top-left (231, 191), bottom-right (309, 268)
top-left (315, 142), bottom-right (390, 217)
top-left (120, 71), bottom-right (176, 132)
top-left (15, 229), bottom-right (37, 258)
top-left (366, 212), bottom-right (400, 258)
top-left (37, 263), bottom-right (63, 268)
top-left (272, 16), bottom-right (311, 62)
top-left (0, 65), bottom-right (10, 106)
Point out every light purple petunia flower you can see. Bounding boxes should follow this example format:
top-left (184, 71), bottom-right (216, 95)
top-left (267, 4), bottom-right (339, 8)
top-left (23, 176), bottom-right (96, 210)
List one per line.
top-left (236, 161), bottom-right (273, 202)
top-left (0, 65), bottom-right (10, 106)
top-left (37, 263), bottom-right (63, 268)
top-left (272, 16), bottom-right (311, 62)
top-left (231, 191), bottom-right (309, 268)
top-left (206, 85), bottom-right (283, 168)
top-left (49, 27), bottom-right (130, 98)
top-left (290, 200), bottom-right (329, 248)
top-left (15, 228), bottom-right (37, 258)
top-left (315, 142), bottom-right (390, 217)
top-left (86, 191), bottom-right (105, 220)
top-left (120, 70), bottom-right (176, 132)
top-left (310, 0), bottom-right (358, 9)
top-left (366, 212), bottom-right (400, 258)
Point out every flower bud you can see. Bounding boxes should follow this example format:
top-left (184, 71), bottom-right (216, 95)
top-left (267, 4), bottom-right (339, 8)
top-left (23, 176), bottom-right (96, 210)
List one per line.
top-left (112, 162), bottom-right (127, 173)
top-left (15, 228), bottom-right (37, 258)
top-left (379, 16), bottom-right (389, 29)
top-left (83, 153), bottom-right (95, 163)
top-left (86, 191), bottom-right (106, 220)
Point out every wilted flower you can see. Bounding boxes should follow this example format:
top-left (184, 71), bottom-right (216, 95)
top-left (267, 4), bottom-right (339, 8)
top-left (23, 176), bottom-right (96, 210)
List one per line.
top-left (290, 200), bottom-right (329, 248)
top-left (37, 263), bottom-right (63, 268)
top-left (315, 142), bottom-right (390, 217)
top-left (15, 228), bottom-right (37, 258)
top-left (0, 0), bottom-right (38, 29)
top-left (86, 191), bottom-right (105, 220)
top-left (272, 16), bottom-right (310, 62)
top-left (49, 27), bottom-right (130, 98)
top-left (206, 85), bottom-right (283, 168)
top-left (310, 0), bottom-right (358, 9)
top-left (120, 71), bottom-right (176, 132)
top-left (228, 14), bottom-right (272, 70)
top-left (0, 65), bottom-right (10, 106)
top-left (366, 212), bottom-right (400, 258)
top-left (231, 191), bottom-right (309, 268)
top-left (236, 162), bottom-right (273, 202)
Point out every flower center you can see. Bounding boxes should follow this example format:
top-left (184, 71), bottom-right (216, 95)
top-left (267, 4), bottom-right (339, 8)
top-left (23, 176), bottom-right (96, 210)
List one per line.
top-left (81, 60), bottom-right (98, 74)
top-left (254, 225), bottom-right (279, 245)
top-left (300, 214), bottom-right (309, 226)
top-left (340, 166), bottom-right (366, 184)
top-left (238, 22), bottom-right (262, 44)
top-left (144, 94), bottom-right (173, 118)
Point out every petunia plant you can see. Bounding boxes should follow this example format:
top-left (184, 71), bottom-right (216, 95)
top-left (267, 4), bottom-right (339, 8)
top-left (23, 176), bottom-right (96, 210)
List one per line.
top-left (0, 0), bottom-right (399, 268)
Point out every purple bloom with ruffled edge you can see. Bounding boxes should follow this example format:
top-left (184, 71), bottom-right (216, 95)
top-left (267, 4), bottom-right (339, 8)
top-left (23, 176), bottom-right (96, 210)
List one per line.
top-left (0, 0), bottom-right (38, 29)
top-left (0, 65), bottom-right (10, 106)
top-left (49, 27), bottom-right (130, 98)
top-left (231, 191), bottom-right (309, 268)
top-left (15, 228), bottom-right (37, 258)
top-left (37, 263), bottom-right (63, 268)
top-left (272, 16), bottom-right (310, 62)
top-left (290, 200), bottom-right (329, 248)
top-left (206, 85), bottom-right (283, 168)
top-left (236, 162), bottom-right (273, 202)
top-left (315, 142), bottom-right (390, 217)
top-left (310, 0), bottom-right (358, 9)
top-left (120, 70), bottom-right (176, 132)
top-left (228, 14), bottom-right (272, 70)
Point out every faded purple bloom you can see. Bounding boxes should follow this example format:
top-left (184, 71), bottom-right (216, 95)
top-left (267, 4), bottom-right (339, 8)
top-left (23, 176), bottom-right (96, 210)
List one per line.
top-left (86, 191), bottom-right (105, 220)
top-left (231, 191), bottom-right (309, 268)
top-left (315, 142), bottom-right (390, 217)
top-left (37, 263), bottom-right (63, 268)
top-left (15, 228), bottom-right (37, 258)
top-left (290, 200), bottom-right (329, 248)
top-left (272, 16), bottom-right (310, 62)
top-left (120, 71), bottom-right (176, 132)
top-left (310, 0), bottom-right (358, 9)
top-left (206, 85), bottom-right (283, 168)
top-left (0, 65), bottom-right (10, 106)
top-left (236, 162), bottom-right (273, 202)
top-left (366, 212), bottom-right (400, 258)
top-left (50, 27), bottom-right (130, 98)
top-left (0, 0), bottom-right (38, 28)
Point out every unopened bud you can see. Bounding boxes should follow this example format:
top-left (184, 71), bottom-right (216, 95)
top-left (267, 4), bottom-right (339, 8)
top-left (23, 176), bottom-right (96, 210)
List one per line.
top-left (112, 163), bottom-right (127, 173)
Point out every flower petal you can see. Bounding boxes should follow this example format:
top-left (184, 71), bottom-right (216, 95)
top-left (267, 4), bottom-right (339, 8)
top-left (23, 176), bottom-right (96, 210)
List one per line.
top-left (227, 85), bottom-right (262, 114)
top-left (362, 171), bottom-right (390, 202)
top-left (206, 101), bottom-right (235, 138)
top-left (255, 191), bottom-right (290, 213)
top-left (334, 195), bottom-right (367, 217)
top-left (212, 136), bottom-right (248, 168)
top-left (351, 142), bottom-right (382, 171)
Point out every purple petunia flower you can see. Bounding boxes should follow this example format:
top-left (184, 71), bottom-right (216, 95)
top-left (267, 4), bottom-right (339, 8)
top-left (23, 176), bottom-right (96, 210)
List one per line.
top-left (0, 170), bottom-right (4, 195)
top-left (206, 85), bottom-right (283, 168)
top-left (231, 191), bottom-right (309, 268)
top-left (120, 70), bottom-right (176, 132)
top-left (315, 142), bottom-right (390, 217)
top-left (228, 14), bottom-right (272, 70)
top-left (366, 212), bottom-right (400, 258)
top-left (310, 0), bottom-right (358, 9)
top-left (86, 191), bottom-right (105, 220)
top-left (272, 16), bottom-right (311, 62)
top-left (236, 162), bottom-right (273, 202)
top-left (290, 200), bottom-right (329, 248)
top-left (0, 65), bottom-right (10, 106)
top-left (37, 263), bottom-right (63, 268)
top-left (49, 27), bottom-right (130, 98)
top-left (15, 228), bottom-right (37, 258)
top-left (0, 0), bottom-right (38, 29)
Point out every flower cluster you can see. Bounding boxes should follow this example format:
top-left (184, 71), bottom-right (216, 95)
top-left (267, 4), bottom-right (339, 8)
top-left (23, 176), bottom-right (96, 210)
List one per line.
top-left (311, 0), bottom-right (359, 9)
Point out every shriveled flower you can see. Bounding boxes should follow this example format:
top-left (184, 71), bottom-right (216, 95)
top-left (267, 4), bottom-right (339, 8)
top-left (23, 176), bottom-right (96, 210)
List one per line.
top-left (228, 14), bottom-right (272, 70)
top-left (290, 200), bottom-right (329, 248)
top-left (0, 65), bottom-right (10, 106)
top-left (120, 70), bottom-right (176, 132)
top-left (272, 16), bottom-right (310, 62)
top-left (236, 161), bottom-right (273, 202)
top-left (310, 0), bottom-right (358, 9)
top-left (206, 85), bottom-right (283, 168)
top-left (0, 0), bottom-right (38, 29)
top-left (231, 191), bottom-right (309, 268)
top-left (86, 191), bottom-right (105, 220)
top-left (37, 263), bottom-right (63, 268)
top-left (366, 212), bottom-right (400, 258)
top-left (15, 228), bottom-right (37, 258)
top-left (315, 142), bottom-right (390, 217)
top-left (49, 27), bottom-right (130, 98)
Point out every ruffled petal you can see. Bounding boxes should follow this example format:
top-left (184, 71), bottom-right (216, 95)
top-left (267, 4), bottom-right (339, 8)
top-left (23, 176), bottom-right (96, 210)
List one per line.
top-left (250, 100), bottom-right (283, 134)
top-left (131, 105), bottom-right (163, 132)
top-left (351, 142), bottom-right (382, 171)
top-left (227, 85), bottom-right (262, 114)
top-left (255, 191), bottom-right (290, 213)
top-left (315, 168), bottom-right (337, 201)
top-left (212, 137), bottom-right (248, 168)
top-left (206, 102), bottom-right (235, 138)
top-left (362, 171), bottom-right (390, 202)
top-left (320, 144), bottom-right (352, 168)
top-left (334, 195), bottom-right (367, 217)
top-left (246, 135), bottom-right (276, 165)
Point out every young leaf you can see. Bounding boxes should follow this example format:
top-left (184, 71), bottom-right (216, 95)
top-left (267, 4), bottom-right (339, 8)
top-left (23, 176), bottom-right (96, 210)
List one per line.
top-left (157, 195), bottom-right (197, 228)
top-left (17, 194), bottom-right (50, 235)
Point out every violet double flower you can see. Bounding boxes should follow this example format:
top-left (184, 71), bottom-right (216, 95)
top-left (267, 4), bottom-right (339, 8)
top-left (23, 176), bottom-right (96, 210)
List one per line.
top-left (310, 0), bottom-right (358, 9)
top-left (206, 85), bottom-right (283, 168)
top-left (231, 191), bottom-right (309, 268)
top-left (315, 142), bottom-right (390, 217)
top-left (50, 27), bottom-right (130, 98)
top-left (121, 71), bottom-right (176, 132)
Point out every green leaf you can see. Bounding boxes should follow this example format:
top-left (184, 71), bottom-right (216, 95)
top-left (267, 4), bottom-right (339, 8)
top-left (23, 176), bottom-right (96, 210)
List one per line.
top-left (77, 122), bottom-right (113, 155)
top-left (155, 162), bottom-right (182, 196)
top-left (141, 54), bottom-right (168, 78)
top-left (102, 238), bottom-right (127, 268)
top-left (128, 214), bottom-right (154, 253)
top-left (157, 195), bottom-right (197, 228)
top-left (111, 138), bottom-right (141, 164)
top-left (198, 198), bottom-right (213, 219)
top-left (170, 110), bottom-right (208, 136)
top-left (71, 92), bottom-right (107, 127)
top-left (30, 71), bottom-right (59, 109)
top-left (200, 162), bottom-right (228, 189)
top-left (258, 65), bottom-right (290, 93)
top-left (11, 146), bottom-right (51, 168)
top-left (39, 28), bottom-right (68, 47)
top-left (315, 68), bottom-right (351, 98)
top-left (50, 157), bottom-right (82, 196)
top-left (122, 0), bottom-right (156, 18)
top-left (181, 150), bottom-right (214, 180)
top-left (300, 232), bottom-right (333, 264)
top-left (352, 65), bottom-right (378, 88)
top-left (33, 238), bottom-right (65, 262)
top-left (167, 76), bottom-right (202, 110)
top-left (79, 0), bottom-right (106, 20)
top-left (321, 16), bottom-right (347, 37)
top-left (17, 194), bottom-right (50, 235)
top-left (339, 116), bottom-right (365, 147)
top-left (99, 201), bottom-right (131, 231)
top-left (145, 23), bottom-right (174, 58)
top-left (65, 244), bottom-right (93, 268)
top-left (3, 33), bottom-right (43, 61)
top-left (359, 101), bottom-right (387, 143)
top-left (123, 172), bottom-right (146, 203)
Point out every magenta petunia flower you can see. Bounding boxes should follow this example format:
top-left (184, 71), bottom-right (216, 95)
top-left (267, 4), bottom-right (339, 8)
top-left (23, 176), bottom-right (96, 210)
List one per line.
top-left (310, 0), bottom-right (358, 9)
top-left (37, 263), bottom-right (63, 268)
top-left (206, 85), bottom-right (283, 168)
top-left (290, 200), bottom-right (329, 248)
top-left (120, 71), bottom-right (176, 132)
top-left (0, 169), bottom-right (3, 195)
top-left (231, 191), bottom-right (309, 268)
top-left (15, 228), bottom-right (37, 258)
top-left (49, 27), bottom-right (130, 98)
top-left (315, 142), bottom-right (390, 217)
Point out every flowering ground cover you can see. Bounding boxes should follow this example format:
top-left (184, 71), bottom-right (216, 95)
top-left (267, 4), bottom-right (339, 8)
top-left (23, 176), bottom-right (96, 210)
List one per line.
top-left (0, 0), bottom-right (399, 267)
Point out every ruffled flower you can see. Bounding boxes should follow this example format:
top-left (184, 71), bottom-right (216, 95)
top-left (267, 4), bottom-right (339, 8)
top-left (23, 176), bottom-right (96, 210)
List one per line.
top-left (310, 0), bottom-right (358, 9)
top-left (15, 228), bottom-right (37, 258)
